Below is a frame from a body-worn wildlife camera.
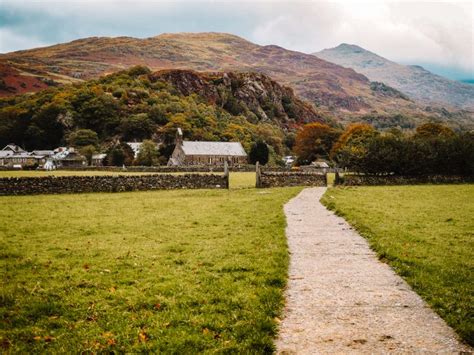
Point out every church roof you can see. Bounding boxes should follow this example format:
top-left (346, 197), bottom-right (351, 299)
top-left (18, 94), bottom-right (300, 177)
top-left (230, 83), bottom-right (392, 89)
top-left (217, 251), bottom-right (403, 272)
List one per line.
top-left (182, 141), bottom-right (247, 156)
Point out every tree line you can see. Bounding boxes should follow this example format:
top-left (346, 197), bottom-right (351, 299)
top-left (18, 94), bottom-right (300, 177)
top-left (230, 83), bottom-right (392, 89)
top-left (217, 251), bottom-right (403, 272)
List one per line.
top-left (294, 122), bottom-right (474, 176)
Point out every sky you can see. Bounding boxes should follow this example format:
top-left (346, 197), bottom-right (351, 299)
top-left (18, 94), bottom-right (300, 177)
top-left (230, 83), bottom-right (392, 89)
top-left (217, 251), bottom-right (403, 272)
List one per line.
top-left (0, 0), bottom-right (472, 80)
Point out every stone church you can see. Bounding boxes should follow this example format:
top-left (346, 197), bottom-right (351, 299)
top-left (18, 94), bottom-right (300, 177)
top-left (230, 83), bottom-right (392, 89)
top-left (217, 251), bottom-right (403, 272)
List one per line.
top-left (168, 128), bottom-right (248, 166)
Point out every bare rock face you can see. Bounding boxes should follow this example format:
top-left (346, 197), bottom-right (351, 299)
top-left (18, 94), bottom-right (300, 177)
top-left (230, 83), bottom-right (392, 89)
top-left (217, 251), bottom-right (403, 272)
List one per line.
top-left (150, 69), bottom-right (326, 127)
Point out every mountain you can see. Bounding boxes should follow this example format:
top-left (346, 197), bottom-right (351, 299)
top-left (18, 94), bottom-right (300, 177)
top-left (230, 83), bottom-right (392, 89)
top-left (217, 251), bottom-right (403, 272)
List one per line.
top-left (314, 44), bottom-right (474, 111)
top-left (0, 67), bottom-right (326, 156)
top-left (0, 33), bottom-right (441, 120)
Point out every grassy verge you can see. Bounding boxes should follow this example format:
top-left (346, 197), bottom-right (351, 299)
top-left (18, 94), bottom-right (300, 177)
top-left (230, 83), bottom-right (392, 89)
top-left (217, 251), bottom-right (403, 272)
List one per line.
top-left (0, 187), bottom-right (300, 352)
top-left (321, 185), bottom-right (474, 345)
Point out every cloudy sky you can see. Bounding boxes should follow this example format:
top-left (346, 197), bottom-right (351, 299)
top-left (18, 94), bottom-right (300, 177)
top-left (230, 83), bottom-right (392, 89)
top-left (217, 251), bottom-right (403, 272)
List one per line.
top-left (0, 0), bottom-right (472, 80)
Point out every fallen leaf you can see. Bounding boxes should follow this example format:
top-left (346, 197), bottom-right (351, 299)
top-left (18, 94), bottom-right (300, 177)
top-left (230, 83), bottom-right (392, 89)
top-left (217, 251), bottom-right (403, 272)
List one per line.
top-left (138, 331), bottom-right (148, 342)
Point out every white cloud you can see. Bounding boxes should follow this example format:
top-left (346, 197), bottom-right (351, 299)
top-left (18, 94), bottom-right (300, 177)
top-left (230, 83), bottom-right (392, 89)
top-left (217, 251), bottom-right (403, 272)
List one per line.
top-left (0, 0), bottom-right (472, 75)
top-left (0, 28), bottom-right (46, 53)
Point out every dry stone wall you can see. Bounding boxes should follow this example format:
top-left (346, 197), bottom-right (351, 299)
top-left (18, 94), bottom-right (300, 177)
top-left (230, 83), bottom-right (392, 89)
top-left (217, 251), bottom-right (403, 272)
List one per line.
top-left (0, 174), bottom-right (228, 196)
top-left (337, 174), bottom-right (474, 186)
top-left (257, 171), bottom-right (327, 188)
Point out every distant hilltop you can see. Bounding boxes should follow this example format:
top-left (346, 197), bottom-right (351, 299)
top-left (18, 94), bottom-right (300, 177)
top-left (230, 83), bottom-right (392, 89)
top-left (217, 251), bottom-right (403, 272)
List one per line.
top-left (314, 44), bottom-right (474, 111)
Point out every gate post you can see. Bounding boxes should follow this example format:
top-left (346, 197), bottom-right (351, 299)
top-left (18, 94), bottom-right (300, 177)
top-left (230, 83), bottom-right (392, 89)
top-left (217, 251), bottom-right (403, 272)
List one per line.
top-left (224, 161), bottom-right (229, 189)
top-left (255, 161), bottom-right (261, 188)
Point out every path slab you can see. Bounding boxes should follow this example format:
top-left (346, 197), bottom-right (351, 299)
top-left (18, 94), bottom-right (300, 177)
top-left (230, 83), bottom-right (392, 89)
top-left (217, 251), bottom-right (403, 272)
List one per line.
top-left (276, 187), bottom-right (471, 354)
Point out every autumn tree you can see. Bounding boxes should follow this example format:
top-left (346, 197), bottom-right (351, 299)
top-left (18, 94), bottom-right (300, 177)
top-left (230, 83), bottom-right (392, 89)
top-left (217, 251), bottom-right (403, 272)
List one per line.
top-left (330, 123), bottom-right (378, 170)
top-left (293, 123), bottom-right (340, 164)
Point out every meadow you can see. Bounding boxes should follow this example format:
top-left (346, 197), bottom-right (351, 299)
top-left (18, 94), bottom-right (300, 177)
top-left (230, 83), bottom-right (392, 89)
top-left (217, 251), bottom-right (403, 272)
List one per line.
top-left (321, 185), bottom-right (474, 345)
top-left (1, 177), bottom-right (294, 352)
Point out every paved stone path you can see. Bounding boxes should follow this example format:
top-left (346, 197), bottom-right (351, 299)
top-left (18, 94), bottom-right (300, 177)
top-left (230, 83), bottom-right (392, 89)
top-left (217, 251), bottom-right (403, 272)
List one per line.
top-left (276, 187), bottom-right (471, 354)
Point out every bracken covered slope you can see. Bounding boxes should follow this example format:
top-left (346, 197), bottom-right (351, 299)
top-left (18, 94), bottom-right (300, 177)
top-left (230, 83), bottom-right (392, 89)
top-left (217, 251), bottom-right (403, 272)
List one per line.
top-left (0, 33), bottom-right (442, 120)
top-left (314, 43), bottom-right (474, 111)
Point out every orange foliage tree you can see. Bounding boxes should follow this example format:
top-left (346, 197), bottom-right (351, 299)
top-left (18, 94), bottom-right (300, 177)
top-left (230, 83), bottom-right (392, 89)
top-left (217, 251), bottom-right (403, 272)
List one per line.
top-left (330, 123), bottom-right (378, 170)
top-left (293, 123), bottom-right (340, 164)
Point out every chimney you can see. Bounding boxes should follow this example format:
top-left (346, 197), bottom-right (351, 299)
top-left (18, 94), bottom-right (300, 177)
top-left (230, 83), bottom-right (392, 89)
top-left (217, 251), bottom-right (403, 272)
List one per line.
top-left (175, 128), bottom-right (183, 146)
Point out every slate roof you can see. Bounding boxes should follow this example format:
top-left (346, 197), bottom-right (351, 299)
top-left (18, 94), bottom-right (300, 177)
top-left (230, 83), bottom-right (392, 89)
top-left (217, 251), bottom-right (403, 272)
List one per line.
top-left (2, 144), bottom-right (25, 153)
top-left (181, 141), bottom-right (247, 156)
top-left (31, 150), bottom-right (54, 156)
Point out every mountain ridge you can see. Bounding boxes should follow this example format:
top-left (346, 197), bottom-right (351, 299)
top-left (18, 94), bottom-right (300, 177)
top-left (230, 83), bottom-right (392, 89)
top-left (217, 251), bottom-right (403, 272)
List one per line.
top-left (314, 44), bottom-right (474, 111)
top-left (0, 32), bottom-right (472, 129)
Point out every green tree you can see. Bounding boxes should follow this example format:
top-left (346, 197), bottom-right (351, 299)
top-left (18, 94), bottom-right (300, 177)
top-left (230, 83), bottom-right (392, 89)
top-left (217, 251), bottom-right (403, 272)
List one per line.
top-left (135, 140), bottom-right (159, 166)
top-left (68, 129), bottom-right (99, 148)
top-left (120, 113), bottom-right (153, 141)
top-left (79, 145), bottom-right (97, 166)
top-left (249, 141), bottom-right (269, 165)
top-left (105, 143), bottom-right (135, 166)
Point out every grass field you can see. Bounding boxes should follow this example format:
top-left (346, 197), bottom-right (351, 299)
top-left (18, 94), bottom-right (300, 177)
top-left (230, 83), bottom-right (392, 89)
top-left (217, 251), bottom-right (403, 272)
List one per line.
top-left (0, 186), bottom-right (299, 352)
top-left (0, 171), bottom-right (256, 189)
top-left (321, 185), bottom-right (474, 345)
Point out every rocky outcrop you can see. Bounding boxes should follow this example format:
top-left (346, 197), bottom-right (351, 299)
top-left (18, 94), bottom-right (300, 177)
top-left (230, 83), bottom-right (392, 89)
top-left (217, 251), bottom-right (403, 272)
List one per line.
top-left (150, 70), bottom-right (325, 126)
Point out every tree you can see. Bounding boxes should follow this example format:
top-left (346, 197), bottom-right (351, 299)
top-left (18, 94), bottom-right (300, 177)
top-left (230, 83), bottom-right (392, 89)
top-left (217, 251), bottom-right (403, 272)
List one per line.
top-left (68, 129), bottom-right (99, 148)
top-left (414, 122), bottom-right (455, 140)
top-left (293, 123), bottom-right (340, 164)
top-left (330, 123), bottom-right (378, 171)
top-left (249, 141), bottom-right (269, 165)
top-left (79, 145), bottom-right (97, 166)
top-left (135, 140), bottom-right (159, 166)
top-left (120, 113), bottom-right (153, 141)
top-left (105, 143), bottom-right (134, 166)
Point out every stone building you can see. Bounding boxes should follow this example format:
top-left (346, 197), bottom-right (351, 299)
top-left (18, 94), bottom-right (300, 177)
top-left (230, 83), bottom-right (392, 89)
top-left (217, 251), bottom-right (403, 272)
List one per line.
top-left (168, 128), bottom-right (247, 166)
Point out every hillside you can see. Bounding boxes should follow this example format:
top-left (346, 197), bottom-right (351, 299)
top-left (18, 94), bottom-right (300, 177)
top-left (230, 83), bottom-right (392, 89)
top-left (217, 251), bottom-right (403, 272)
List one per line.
top-left (314, 44), bottom-right (474, 111)
top-left (0, 32), bottom-right (457, 125)
top-left (0, 67), bottom-right (327, 160)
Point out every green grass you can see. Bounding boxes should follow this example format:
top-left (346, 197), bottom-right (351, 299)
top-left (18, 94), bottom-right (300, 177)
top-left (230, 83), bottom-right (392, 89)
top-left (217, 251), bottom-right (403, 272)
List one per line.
top-left (321, 185), bottom-right (474, 345)
top-left (0, 186), bottom-right (301, 352)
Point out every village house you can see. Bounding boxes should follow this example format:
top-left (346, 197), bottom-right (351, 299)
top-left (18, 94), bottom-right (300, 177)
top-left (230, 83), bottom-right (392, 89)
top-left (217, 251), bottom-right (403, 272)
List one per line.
top-left (0, 144), bottom-right (50, 168)
top-left (168, 128), bottom-right (247, 166)
top-left (91, 153), bottom-right (107, 166)
top-left (50, 147), bottom-right (87, 168)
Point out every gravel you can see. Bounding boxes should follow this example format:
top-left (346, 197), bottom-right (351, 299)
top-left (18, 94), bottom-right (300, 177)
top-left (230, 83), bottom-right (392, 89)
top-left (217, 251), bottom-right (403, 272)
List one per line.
top-left (275, 187), bottom-right (471, 354)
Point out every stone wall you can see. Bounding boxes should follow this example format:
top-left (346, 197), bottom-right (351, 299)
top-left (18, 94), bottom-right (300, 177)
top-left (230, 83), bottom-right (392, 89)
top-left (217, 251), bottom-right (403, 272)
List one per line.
top-left (336, 174), bottom-right (474, 186)
top-left (257, 171), bottom-right (327, 188)
top-left (0, 174), bottom-right (228, 196)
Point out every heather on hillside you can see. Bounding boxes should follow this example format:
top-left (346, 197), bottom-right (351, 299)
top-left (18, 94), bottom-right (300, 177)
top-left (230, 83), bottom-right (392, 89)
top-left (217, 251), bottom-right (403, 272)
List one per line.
top-left (0, 66), bottom-right (326, 162)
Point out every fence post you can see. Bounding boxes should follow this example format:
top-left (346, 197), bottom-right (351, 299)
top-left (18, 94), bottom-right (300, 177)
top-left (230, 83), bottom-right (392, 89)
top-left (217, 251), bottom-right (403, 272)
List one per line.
top-left (224, 161), bottom-right (229, 189)
top-left (255, 161), bottom-right (261, 188)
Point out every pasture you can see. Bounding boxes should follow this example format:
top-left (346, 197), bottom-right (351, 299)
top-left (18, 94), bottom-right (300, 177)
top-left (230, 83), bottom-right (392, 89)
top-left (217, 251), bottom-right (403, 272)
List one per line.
top-left (0, 186), bottom-right (299, 352)
top-left (321, 185), bottom-right (474, 345)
